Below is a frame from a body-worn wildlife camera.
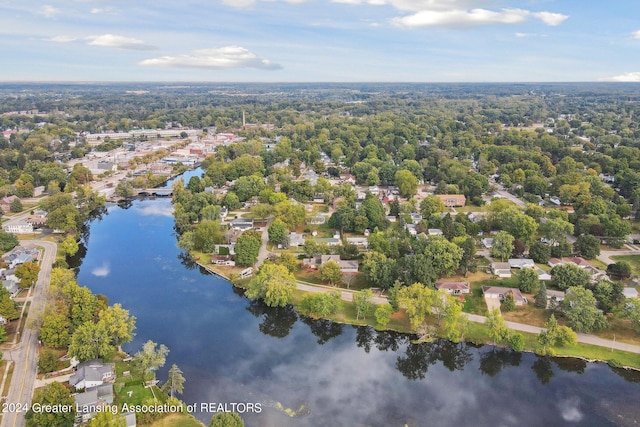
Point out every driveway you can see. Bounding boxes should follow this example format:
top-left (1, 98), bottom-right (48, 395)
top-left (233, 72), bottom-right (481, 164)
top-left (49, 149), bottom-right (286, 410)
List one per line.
top-left (484, 296), bottom-right (502, 312)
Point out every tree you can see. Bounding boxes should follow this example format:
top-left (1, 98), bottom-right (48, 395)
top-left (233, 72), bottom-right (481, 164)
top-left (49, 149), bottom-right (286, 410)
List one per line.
top-left (88, 411), bottom-right (127, 427)
top-left (375, 304), bottom-right (393, 329)
top-left (0, 287), bottom-right (19, 320)
top-left (362, 251), bottom-right (396, 290)
top-left (115, 181), bottom-right (134, 198)
top-left (10, 197), bottom-right (22, 213)
top-left (25, 382), bottom-right (75, 427)
top-left (15, 261), bottom-right (40, 288)
top-left (502, 293), bottom-right (516, 311)
top-left (454, 236), bottom-right (477, 276)
top-left (60, 234), bottom-right (79, 257)
top-left (134, 340), bottom-right (169, 378)
top-left (551, 263), bottom-right (591, 290)
top-left (398, 283), bottom-right (436, 330)
top-left (574, 234), bottom-right (601, 259)
top-left (318, 260), bottom-right (343, 286)
top-left (40, 309), bottom-right (72, 348)
top-left (193, 220), bottom-right (224, 253)
top-left (486, 309), bottom-right (509, 345)
top-left (234, 230), bottom-right (262, 266)
top-left (38, 348), bottom-right (60, 374)
top-left (299, 292), bottom-right (340, 318)
top-left (353, 289), bottom-right (374, 320)
top-left (537, 314), bottom-right (577, 355)
top-left (497, 208), bottom-right (538, 244)
top-left (0, 230), bottom-right (19, 251)
top-left (163, 364), bottom-right (186, 398)
top-left (607, 262), bottom-right (632, 280)
top-left (539, 217), bottom-right (574, 247)
top-left (562, 286), bottom-right (608, 333)
top-left (68, 322), bottom-right (112, 362)
top-left (529, 242), bottom-right (551, 264)
top-left (534, 283), bottom-right (548, 309)
top-left (593, 280), bottom-right (624, 314)
top-left (274, 252), bottom-right (299, 273)
top-left (267, 218), bottom-right (287, 245)
top-left (422, 236), bottom-right (463, 277)
top-left (419, 195), bottom-right (445, 218)
top-left (516, 268), bottom-right (539, 293)
top-left (395, 169), bottom-right (418, 198)
top-left (245, 263), bottom-right (296, 307)
top-left (97, 303), bottom-right (136, 348)
top-left (210, 412), bottom-right (244, 427)
top-left (491, 231), bottom-right (514, 262)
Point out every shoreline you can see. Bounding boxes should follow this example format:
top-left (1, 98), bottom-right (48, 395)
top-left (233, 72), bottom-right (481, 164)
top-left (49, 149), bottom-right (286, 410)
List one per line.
top-left (195, 258), bottom-right (640, 372)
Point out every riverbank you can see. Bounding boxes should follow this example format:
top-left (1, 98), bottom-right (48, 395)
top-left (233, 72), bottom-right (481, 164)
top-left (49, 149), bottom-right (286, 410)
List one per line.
top-left (196, 259), bottom-right (640, 370)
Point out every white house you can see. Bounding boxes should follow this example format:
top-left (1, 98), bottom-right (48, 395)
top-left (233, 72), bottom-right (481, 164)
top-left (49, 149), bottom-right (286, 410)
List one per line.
top-left (435, 281), bottom-right (470, 296)
top-left (69, 360), bottom-right (115, 390)
top-left (482, 286), bottom-right (527, 305)
top-left (346, 237), bottom-right (368, 248)
top-left (2, 221), bottom-right (34, 234)
top-left (491, 262), bottom-right (512, 278)
top-left (508, 259), bottom-right (535, 269)
top-left (428, 229), bottom-right (444, 236)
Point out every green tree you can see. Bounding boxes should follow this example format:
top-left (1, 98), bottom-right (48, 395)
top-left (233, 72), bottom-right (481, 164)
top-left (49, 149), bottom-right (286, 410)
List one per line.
top-left (234, 230), bottom-right (262, 266)
top-left (375, 304), bottom-right (393, 329)
top-left (10, 197), bottom-right (22, 213)
top-left (274, 252), bottom-right (299, 273)
top-left (395, 169), bottom-right (418, 198)
top-left (539, 217), bottom-right (574, 247)
top-left (562, 286), bottom-right (608, 332)
top-left (607, 262), bottom-right (632, 280)
top-left (361, 251), bottom-right (396, 290)
top-left (40, 309), bottom-right (72, 348)
top-left (593, 280), bottom-right (624, 314)
top-left (516, 268), bottom-right (539, 293)
top-left (267, 218), bottom-right (288, 245)
top-left (60, 234), bottom-right (79, 257)
top-left (162, 364), bottom-right (186, 398)
top-left (551, 263), bottom-right (591, 290)
top-left (497, 208), bottom-right (538, 244)
top-left (318, 260), bottom-right (343, 286)
top-left (502, 293), bottom-right (516, 312)
top-left (115, 181), bottom-right (134, 198)
top-left (88, 411), bottom-right (127, 427)
top-left (68, 321), bottom-right (112, 362)
top-left (486, 309), bottom-right (509, 345)
top-left (454, 236), bottom-right (477, 276)
top-left (529, 242), bottom-right (551, 264)
top-left (0, 287), bottom-right (19, 320)
top-left (25, 382), bottom-right (75, 427)
top-left (0, 230), bottom-right (19, 251)
top-left (419, 195), bottom-right (445, 219)
top-left (210, 412), bottom-right (244, 427)
top-left (537, 314), bottom-right (577, 355)
top-left (353, 289), bottom-right (374, 320)
top-left (299, 292), bottom-right (340, 318)
top-left (574, 234), bottom-right (601, 259)
top-left (534, 283), bottom-right (548, 309)
top-left (97, 303), bottom-right (136, 348)
top-left (37, 348), bottom-right (60, 374)
top-left (490, 231), bottom-right (514, 262)
top-left (134, 340), bottom-right (169, 379)
top-left (15, 261), bottom-right (40, 288)
top-left (245, 263), bottom-right (296, 307)
top-left (193, 220), bottom-right (224, 253)
top-left (423, 236), bottom-right (463, 277)
top-left (398, 283), bottom-right (435, 330)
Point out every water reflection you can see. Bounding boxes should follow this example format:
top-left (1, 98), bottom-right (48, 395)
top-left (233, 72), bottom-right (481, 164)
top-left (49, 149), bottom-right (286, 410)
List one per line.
top-left (479, 348), bottom-right (522, 377)
top-left (246, 301), bottom-right (298, 339)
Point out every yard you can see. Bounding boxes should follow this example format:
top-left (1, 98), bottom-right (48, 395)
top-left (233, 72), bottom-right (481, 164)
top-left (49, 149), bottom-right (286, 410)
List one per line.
top-left (611, 255), bottom-right (640, 277)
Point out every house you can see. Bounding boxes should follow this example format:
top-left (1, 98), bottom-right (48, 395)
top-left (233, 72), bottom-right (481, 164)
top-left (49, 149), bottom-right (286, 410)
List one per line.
top-left (239, 267), bottom-right (253, 278)
top-left (545, 289), bottom-right (565, 308)
top-left (536, 268), bottom-right (552, 281)
top-left (346, 237), bottom-right (368, 248)
top-left (481, 238), bottom-right (493, 249)
top-left (405, 223), bottom-right (417, 236)
top-left (123, 412), bottom-right (137, 427)
top-left (229, 218), bottom-right (253, 231)
top-left (288, 232), bottom-right (306, 248)
top-left (428, 229), bottom-right (444, 236)
top-left (508, 259), bottom-right (535, 269)
top-left (409, 213), bottom-right (423, 224)
top-left (436, 194), bottom-right (466, 207)
top-left (2, 246), bottom-right (39, 268)
top-left (2, 279), bottom-right (20, 298)
top-left (623, 287), bottom-right (639, 299)
top-left (302, 254), bottom-right (359, 274)
top-left (435, 281), bottom-right (470, 295)
top-left (548, 257), bottom-right (608, 283)
top-left (386, 215), bottom-right (397, 223)
top-left (220, 206), bottom-right (228, 219)
top-left (482, 286), bottom-right (527, 305)
top-left (69, 360), bottom-right (115, 390)
top-left (74, 383), bottom-right (115, 423)
top-left (549, 196), bottom-right (562, 206)
top-left (491, 262), bottom-right (512, 278)
top-left (307, 214), bottom-right (327, 225)
top-left (2, 221), bottom-right (34, 234)
top-left (0, 195), bottom-right (19, 213)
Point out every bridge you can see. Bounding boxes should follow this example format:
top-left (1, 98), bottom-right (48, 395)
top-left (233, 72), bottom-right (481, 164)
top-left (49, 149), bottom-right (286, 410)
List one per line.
top-left (133, 188), bottom-right (174, 197)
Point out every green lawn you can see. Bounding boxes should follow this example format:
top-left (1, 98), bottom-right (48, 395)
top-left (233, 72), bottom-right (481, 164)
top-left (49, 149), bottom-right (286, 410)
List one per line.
top-left (462, 284), bottom-right (488, 315)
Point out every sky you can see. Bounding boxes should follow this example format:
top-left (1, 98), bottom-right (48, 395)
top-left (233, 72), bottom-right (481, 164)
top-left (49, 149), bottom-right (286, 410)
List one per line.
top-left (0, 0), bottom-right (639, 82)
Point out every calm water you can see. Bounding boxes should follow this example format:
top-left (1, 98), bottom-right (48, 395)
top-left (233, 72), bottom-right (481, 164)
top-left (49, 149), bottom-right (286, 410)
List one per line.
top-left (72, 173), bottom-right (640, 426)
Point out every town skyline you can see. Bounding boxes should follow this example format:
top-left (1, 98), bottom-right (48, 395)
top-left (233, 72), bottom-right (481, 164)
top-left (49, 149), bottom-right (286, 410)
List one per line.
top-left (1, 1), bottom-right (639, 83)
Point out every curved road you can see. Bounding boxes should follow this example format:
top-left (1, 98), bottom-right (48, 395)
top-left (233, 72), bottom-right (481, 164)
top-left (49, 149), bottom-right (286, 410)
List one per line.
top-left (1, 240), bottom-right (57, 427)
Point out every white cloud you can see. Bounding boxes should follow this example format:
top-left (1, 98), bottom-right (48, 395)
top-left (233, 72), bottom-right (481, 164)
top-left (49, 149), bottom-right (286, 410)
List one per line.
top-left (39, 5), bottom-right (60, 18)
top-left (44, 35), bottom-right (78, 43)
top-left (139, 46), bottom-right (282, 70)
top-left (135, 204), bottom-right (175, 217)
top-left (91, 264), bottom-right (110, 277)
top-left (515, 32), bottom-right (534, 38)
top-left (532, 11), bottom-right (568, 26)
top-left (222, 0), bottom-right (308, 7)
top-left (609, 72), bottom-right (640, 82)
top-left (557, 397), bottom-right (583, 423)
top-left (86, 34), bottom-right (155, 50)
top-left (633, 30), bottom-right (640, 39)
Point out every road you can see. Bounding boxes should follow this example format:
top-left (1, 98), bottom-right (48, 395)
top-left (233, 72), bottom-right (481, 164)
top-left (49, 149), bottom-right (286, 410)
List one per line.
top-left (1, 240), bottom-right (57, 427)
top-left (597, 249), bottom-right (640, 265)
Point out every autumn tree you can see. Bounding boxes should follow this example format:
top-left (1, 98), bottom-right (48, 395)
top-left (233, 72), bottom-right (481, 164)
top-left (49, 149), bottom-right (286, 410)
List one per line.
top-left (15, 261), bottom-right (40, 288)
top-left (25, 382), bottom-right (75, 427)
top-left (319, 260), bottom-right (343, 286)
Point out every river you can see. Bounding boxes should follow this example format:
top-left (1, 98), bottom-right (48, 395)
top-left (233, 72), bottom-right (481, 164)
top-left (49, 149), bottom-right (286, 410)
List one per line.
top-left (71, 171), bottom-right (640, 427)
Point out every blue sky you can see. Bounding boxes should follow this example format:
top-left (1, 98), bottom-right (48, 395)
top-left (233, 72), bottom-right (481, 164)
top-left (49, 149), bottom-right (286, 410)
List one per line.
top-left (0, 0), bottom-right (639, 82)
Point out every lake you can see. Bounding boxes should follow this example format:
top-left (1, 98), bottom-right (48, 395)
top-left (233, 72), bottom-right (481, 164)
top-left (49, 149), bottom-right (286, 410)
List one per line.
top-left (72, 172), bottom-right (640, 426)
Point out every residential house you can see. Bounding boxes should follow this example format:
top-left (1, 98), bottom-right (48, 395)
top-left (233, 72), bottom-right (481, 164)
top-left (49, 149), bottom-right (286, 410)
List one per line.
top-left (481, 238), bottom-right (493, 249)
top-left (536, 268), bottom-right (552, 281)
top-left (2, 246), bottom-right (39, 268)
top-left (548, 257), bottom-right (608, 283)
top-left (74, 383), bottom-right (114, 423)
top-left (623, 287), bottom-right (639, 299)
top-left (482, 286), bottom-right (527, 305)
top-left (288, 232), bottom-right (306, 248)
top-left (409, 213), bottom-right (423, 224)
top-left (386, 215), bottom-right (397, 223)
top-left (491, 262), bottom-right (512, 278)
top-left (546, 289), bottom-right (566, 306)
top-left (314, 237), bottom-right (341, 246)
top-left (405, 223), bottom-right (417, 236)
top-left (69, 360), bottom-right (115, 390)
top-left (508, 259), bottom-right (535, 269)
top-left (302, 254), bottom-right (359, 274)
top-left (435, 281), bottom-right (470, 295)
top-left (2, 221), bottom-right (34, 234)
top-left (229, 218), bottom-right (253, 231)
top-left (346, 237), bottom-right (368, 248)
top-left (436, 194), bottom-right (466, 207)
top-left (428, 229), bottom-right (444, 236)
top-left (307, 214), bottom-right (327, 225)
top-left (0, 195), bottom-right (19, 213)
top-left (549, 196), bottom-right (561, 206)
top-left (2, 279), bottom-right (20, 298)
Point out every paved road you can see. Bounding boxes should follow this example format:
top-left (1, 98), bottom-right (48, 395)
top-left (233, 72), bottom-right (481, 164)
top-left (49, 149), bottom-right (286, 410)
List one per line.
top-left (597, 249), bottom-right (640, 265)
top-left (1, 240), bottom-right (57, 427)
